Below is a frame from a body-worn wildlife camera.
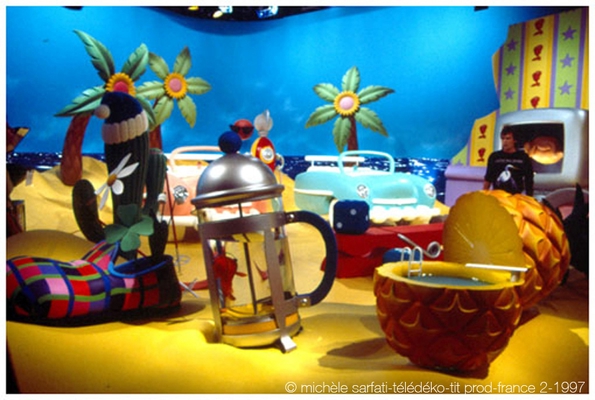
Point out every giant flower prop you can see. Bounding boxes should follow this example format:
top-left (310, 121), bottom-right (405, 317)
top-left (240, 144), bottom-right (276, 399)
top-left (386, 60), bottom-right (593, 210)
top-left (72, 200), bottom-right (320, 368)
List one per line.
top-left (95, 153), bottom-right (139, 210)
top-left (54, 30), bottom-right (154, 186)
top-left (137, 47), bottom-right (211, 128)
top-left (305, 66), bottom-right (394, 153)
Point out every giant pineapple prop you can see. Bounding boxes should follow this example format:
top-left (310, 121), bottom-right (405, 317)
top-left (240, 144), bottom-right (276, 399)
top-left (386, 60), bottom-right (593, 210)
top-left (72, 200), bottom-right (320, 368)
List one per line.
top-left (444, 190), bottom-right (570, 309)
top-left (374, 190), bottom-right (570, 372)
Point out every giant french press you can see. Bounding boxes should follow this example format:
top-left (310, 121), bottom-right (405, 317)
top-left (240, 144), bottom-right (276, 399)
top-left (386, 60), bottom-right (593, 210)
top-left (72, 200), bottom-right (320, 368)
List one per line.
top-left (192, 133), bottom-right (337, 352)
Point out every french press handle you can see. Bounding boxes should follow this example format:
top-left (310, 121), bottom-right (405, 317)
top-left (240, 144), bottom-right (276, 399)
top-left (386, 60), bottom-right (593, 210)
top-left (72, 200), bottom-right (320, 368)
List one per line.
top-left (285, 210), bottom-right (338, 306)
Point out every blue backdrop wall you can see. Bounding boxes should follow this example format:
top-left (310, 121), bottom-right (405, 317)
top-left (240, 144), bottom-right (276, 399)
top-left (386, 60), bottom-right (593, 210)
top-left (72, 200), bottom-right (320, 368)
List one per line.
top-left (5, 6), bottom-right (574, 159)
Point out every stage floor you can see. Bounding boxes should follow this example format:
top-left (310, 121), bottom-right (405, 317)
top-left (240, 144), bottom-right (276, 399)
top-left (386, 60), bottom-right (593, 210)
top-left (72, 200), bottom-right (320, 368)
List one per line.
top-left (5, 157), bottom-right (590, 394)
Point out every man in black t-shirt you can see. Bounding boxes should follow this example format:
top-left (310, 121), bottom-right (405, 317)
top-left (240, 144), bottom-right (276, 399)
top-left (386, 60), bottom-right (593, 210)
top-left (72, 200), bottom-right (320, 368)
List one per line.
top-left (483, 130), bottom-right (534, 196)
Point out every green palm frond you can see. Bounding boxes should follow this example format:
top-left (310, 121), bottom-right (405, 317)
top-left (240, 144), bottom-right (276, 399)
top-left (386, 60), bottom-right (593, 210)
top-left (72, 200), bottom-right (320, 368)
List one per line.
top-left (305, 104), bottom-right (338, 128)
top-left (313, 83), bottom-right (340, 102)
top-left (186, 77), bottom-right (212, 95)
top-left (136, 96), bottom-right (157, 129)
top-left (173, 47), bottom-right (192, 76)
top-left (177, 96), bottom-right (197, 128)
top-left (355, 107), bottom-right (388, 136)
top-left (332, 117), bottom-right (352, 153)
top-left (73, 30), bottom-right (115, 82)
top-left (341, 66), bottom-right (360, 93)
top-left (152, 96), bottom-right (175, 127)
top-left (121, 43), bottom-right (149, 82)
top-left (136, 80), bottom-right (166, 100)
top-left (54, 85), bottom-right (105, 117)
top-left (357, 86), bottom-right (395, 105)
top-left (148, 53), bottom-right (170, 80)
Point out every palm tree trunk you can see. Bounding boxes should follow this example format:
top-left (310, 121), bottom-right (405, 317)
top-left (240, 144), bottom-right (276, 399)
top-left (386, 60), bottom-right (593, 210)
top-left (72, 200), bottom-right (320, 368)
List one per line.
top-left (149, 125), bottom-right (163, 149)
top-left (60, 113), bottom-right (92, 186)
top-left (347, 115), bottom-right (358, 151)
top-left (149, 99), bottom-right (163, 150)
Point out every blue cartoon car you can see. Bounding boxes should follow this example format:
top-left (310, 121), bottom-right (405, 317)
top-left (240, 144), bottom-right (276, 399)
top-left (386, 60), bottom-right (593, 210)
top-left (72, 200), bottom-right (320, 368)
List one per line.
top-left (293, 150), bottom-right (439, 224)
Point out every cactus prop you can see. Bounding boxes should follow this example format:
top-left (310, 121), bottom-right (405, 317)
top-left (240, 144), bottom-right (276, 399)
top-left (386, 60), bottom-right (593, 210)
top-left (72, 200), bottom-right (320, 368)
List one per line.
top-left (72, 179), bottom-right (105, 243)
top-left (144, 148), bottom-right (168, 215)
top-left (145, 149), bottom-right (169, 259)
top-left (96, 91), bottom-right (151, 221)
top-left (73, 92), bottom-right (168, 260)
top-left (305, 66), bottom-right (394, 153)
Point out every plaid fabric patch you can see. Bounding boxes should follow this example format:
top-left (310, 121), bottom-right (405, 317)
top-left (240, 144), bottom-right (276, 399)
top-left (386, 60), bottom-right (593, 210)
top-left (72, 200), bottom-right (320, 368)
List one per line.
top-left (6, 241), bottom-right (181, 321)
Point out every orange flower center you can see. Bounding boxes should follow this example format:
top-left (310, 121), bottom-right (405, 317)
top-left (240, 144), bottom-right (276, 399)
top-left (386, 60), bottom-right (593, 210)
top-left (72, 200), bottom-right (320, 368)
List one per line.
top-left (107, 173), bottom-right (118, 187)
top-left (165, 72), bottom-right (188, 99)
top-left (334, 91), bottom-right (360, 117)
top-left (105, 72), bottom-right (136, 96)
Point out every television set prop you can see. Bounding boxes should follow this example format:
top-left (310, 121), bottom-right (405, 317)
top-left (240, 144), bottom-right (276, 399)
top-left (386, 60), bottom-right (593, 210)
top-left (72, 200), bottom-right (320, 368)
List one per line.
top-left (494, 108), bottom-right (588, 193)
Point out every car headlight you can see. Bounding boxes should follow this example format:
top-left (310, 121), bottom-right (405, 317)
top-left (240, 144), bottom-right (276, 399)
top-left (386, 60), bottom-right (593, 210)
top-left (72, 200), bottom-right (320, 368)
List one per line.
top-left (424, 183), bottom-right (436, 199)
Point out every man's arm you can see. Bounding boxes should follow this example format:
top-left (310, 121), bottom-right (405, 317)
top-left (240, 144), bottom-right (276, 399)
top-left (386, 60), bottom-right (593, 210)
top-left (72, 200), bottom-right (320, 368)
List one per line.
top-left (483, 152), bottom-right (495, 191)
top-left (524, 155), bottom-right (534, 196)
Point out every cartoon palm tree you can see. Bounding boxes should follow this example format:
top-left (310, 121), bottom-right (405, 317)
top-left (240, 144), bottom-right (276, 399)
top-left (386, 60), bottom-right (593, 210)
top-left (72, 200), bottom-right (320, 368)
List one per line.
top-left (136, 47), bottom-right (211, 148)
top-left (305, 66), bottom-right (394, 152)
top-left (55, 30), bottom-right (154, 185)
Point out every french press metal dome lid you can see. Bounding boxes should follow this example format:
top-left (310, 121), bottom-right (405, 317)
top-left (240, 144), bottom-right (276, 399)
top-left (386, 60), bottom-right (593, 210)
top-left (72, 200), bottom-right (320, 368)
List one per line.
top-left (192, 151), bottom-right (284, 209)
